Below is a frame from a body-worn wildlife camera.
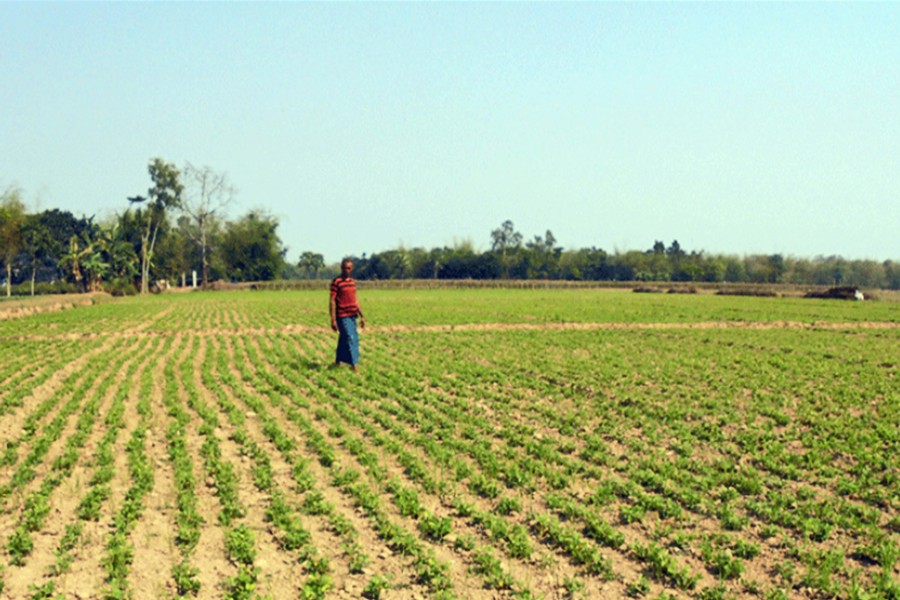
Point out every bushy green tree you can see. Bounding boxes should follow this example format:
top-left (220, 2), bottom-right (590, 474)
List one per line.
top-left (20, 214), bottom-right (54, 295)
top-left (523, 230), bottom-right (562, 279)
top-left (220, 210), bottom-right (285, 282)
top-left (298, 251), bottom-right (325, 279)
top-left (491, 220), bottom-right (523, 278)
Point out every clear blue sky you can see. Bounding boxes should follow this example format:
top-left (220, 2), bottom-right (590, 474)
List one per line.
top-left (2, 2), bottom-right (898, 264)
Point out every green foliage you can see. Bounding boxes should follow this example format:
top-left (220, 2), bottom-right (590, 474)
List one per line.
top-left (220, 210), bottom-right (286, 282)
top-left (7, 526), bottom-right (34, 565)
top-left (27, 580), bottom-right (56, 600)
top-left (495, 496), bottom-right (523, 515)
top-left (625, 576), bottom-right (650, 597)
top-left (225, 524), bottom-right (256, 566)
top-left (225, 566), bottom-right (259, 600)
top-left (563, 576), bottom-right (585, 598)
top-left (419, 513), bottom-right (453, 541)
top-left (173, 560), bottom-right (201, 596)
top-left (470, 547), bottom-right (514, 590)
top-left (362, 575), bottom-right (391, 600)
top-left (632, 542), bottom-right (699, 590)
top-left (105, 278), bottom-right (137, 296)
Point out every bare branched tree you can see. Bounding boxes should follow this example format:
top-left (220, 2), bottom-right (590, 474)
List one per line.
top-left (181, 163), bottom-right (235, 287)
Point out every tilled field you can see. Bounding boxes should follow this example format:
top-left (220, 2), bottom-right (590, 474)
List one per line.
top-left (0, 290), bottom-right (897, 599)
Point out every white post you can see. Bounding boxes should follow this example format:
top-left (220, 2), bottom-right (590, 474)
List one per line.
top-left (192, 270), bottom-right (198, 288)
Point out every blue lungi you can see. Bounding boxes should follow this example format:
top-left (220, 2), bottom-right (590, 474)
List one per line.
top-left (335, 316), bottom-right (360, 366)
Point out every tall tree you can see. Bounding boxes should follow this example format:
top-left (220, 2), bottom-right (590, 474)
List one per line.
top-left (382, 248), bottom-right (412, 279)
top-left (60, 232), bottom-right (92, 292)
top-left (21, 214), bottom-right (54, 295)
top-left (181, 163), bottom-right (234, 287)
top-left (99, 219), bottom-right (139, 286)
top-left (298, 251), bottom-right (325, 279)
top-left (31, 209), bottom-right (93, 282)
top-left (220, 210), bottom-right (286, 282)
top-left (0, 186), bottom-right (26, 297)
top-left (490, 220), bottom-right (522, 278)
top-left (128, 158), bottom-right (183, 294)
top-left (524, 230), bottom-right (561, 279)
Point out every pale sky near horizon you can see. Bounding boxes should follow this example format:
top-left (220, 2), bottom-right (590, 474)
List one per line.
top-left (2, 2), bottom-right (898, 264)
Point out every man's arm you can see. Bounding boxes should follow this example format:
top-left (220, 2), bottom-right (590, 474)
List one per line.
top-left (329, 292), bottom-right (338, 331)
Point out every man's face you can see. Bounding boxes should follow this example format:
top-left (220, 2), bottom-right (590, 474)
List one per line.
top-left (341, 261), bottom-right (353, 277)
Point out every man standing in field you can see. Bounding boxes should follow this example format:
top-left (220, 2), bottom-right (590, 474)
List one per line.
top-left (330, 258), bottom-right (366, 371)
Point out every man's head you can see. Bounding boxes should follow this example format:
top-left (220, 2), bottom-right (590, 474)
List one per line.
top-left (340, 259), bottom-right (353, 278)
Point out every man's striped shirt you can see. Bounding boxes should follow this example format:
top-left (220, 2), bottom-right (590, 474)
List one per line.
top-left (330, 276), bottom-right (360, 318)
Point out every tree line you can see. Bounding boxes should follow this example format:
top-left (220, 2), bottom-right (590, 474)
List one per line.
top-left (347, 222), bottom-right (899, 289)
top-left (2, 163), bottom-right (898, 296)
top-left (1, 159), bottom-right (287, 296)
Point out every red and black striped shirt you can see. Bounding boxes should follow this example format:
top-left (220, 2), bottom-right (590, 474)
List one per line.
top-left (330, 276), bottom-right (360, 318)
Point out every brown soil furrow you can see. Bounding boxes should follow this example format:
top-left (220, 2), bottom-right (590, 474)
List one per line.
top-left (371, 320), bottom-right (900, 332)
top-left (250, 337), bottom-right (495, 595)
top-left (239, 335), bottom-right (434, 593)
top-left (127, 334), bottom-right (185, 599)
top-left (380, 344), bottom-right (721, 593)
top-left (224, 334), bottom-right (414, 594)
top-left (10, 337), bottom-right (156, 599)
top-left (0, 339), bottom-right (69, 407)
top-left (0, 295), bottom-right (98, 321)
top-left (207, 334), bottom-right (305, 597)
top-left (0, 338), bottom-right (132, 521)
top-left (325, 338), bottom-right (711, 596)
top-left (184, 334), bottom-right (235, 593)
top-left (302, 381), bottom-right (599, 597)
top-left (0, 336), bottom-right (116, 469)
top-left (60, 337), bottom-right (162, 598)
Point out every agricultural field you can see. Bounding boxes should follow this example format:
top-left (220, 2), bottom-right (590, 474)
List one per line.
top-left (0, 288), bottom-right (896, 599)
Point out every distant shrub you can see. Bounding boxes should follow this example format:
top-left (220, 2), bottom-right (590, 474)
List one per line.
top-left (804, 286), bottom-right (865, 300)
top-left (716, 288), bottom-right (778, 297)
top-left (633, 286), bottom-right (664, 294)
top-left (105, 279), bottom-right (137, 297)
top-left (667, 287), bottom-right (698, 294)
top-left (9, 281), bottom-right (80, 296)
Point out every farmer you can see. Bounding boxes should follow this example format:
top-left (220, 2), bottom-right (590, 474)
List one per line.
top-left (329, 258), bottom-right (366, 370)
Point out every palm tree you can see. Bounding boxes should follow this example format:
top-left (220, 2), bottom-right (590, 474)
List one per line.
top-left (101, 221), bottom-right (139, 283)
top-left (298, 251), bottom-right (325, 279)
top-left (81, 251), bottom-right (110, 292)
top-left (60, 234), bottom-right (92, 292)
